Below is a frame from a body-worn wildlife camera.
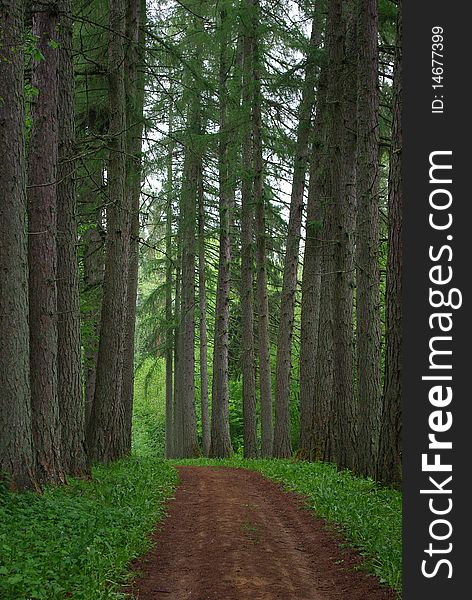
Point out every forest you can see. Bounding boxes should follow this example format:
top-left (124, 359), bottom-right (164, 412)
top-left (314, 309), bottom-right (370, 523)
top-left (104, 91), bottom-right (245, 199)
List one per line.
top-left (0, 0), bottom-right (402, 598)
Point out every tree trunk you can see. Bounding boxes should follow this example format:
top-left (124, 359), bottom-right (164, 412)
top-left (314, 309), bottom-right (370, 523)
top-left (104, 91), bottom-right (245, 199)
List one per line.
top-left (377, 0), bottom-right (402, 487)
top-left (176, 8), bottom-right (204, 458)
top-left (298, 68), bottom-right (327, 457)
top-left (173, 228), bottom-right (183, 456)
top-left (240, 1), bottom-right (259, 458)
top-left (0, 0), bottom-right (37, 491)
top-left (273, 18), bottom-right (319, 458)
top-left (121, 0), bottom-right (146, 455)
top-left (28, 1), bottom-right (64, 484)
top-left (87, 0), bottom-right (129, 463)
top-left (198, 169), bottom-right (211, 456)
top-left (57, 0), bottom-right (88, 476)
top-left (328, 0), bottom-right (357, 469)
top-left (165, 103), bottom-right (174, 459)
top-left (354, 0), bottom-right (382, 477)
top-left (210, 3), bottom-right (234, 458)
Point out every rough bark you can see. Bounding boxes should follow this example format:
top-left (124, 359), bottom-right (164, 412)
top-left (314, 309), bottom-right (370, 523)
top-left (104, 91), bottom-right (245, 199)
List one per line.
top-left (210, 4), bottom-right (234, 458)
top-left (179, 149), bottom-right (200, 457)
top-left (355, 0), bottom-right (382, 477)
top-left (56, 0), bottom-right (88, 476)
top-left (82, 189), bottom-right (105, 431)
top-left (298, 69), bottom-right (328, 457)
top-left (240, 1), bottom-right (259, 458)
top-left (328, 0), bottom-right (357, 470)
top-left (173, 229), bottom-right (183, 457)
top-left (87, 0), bottom-right (129, 463)
top-left (309, 0), bottom-right (356, 468)
top-left (176, 8), bottom-right (204, 458)
top-left (252, 0), bottom-right (272, 460)
top-left (377, 0), bottom-right (402, 487)
top-left (121, 0), bottom-right (146, 455)
top-left (198, 170), bottom-right (211, 456)
top-left (28, 1), bottom-right (64, 484)
top-left (0, 0), bottom-right (37, 491)
top-left (165, 104), bottom-right (174, 459)
top-left (273, 18), bottom-right (319, 458)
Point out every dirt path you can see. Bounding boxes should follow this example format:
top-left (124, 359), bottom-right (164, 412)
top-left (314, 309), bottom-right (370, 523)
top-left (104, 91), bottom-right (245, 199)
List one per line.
top-left (131, 466), bottom-right (395, 600)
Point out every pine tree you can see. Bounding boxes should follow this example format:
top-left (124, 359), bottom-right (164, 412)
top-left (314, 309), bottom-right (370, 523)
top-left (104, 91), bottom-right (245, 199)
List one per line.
top-left (0, 0), bottom-right (36, 490)
top-left (377, 0), bottom-right (402, 486)
top-left (28, 1), bottom-right (64, 483)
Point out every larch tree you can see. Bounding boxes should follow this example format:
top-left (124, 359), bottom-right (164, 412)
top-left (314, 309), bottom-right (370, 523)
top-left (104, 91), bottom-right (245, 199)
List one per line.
top-left (329, 0), bottom-right (357, 470)
top-left (252, 0), bottom-right (271, 460)
top-left (0, 0), bottom-right (36, 491)
top-left (377, 0), bottom-right (402, 487)
top-left (87, 0), bottom-right (129, 463)
top-left (175, 4), bottom-right (203, 458)
top-left (198, 174), bottom-right (211, 457)
top-left (165, 99), bottom-right (175, 458)
top-left (298, 68), bottom-right (328, 458)
top-left (210, 2), bottom-right (234, 459)
top-left (273, 17), bottom-right (319, 459)
top-left (28, 1), bottom-right (64, 483)
top-left (57, 0), bottom-right (88, 476)
top-left (121, 0), bottom-right (147, 455)
top-left (240, 0), bottom-right (259, 458)
top-left (355, 0), bottom-right (382, 477)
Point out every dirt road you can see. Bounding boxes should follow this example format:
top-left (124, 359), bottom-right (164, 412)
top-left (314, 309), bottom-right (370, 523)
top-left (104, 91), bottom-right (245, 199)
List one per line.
top-left (131, 466), bottom-right (395, 600)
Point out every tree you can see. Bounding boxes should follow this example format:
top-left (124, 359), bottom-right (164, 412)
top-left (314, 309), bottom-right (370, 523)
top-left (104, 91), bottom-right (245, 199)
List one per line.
top-left (198, 174), bottom-right (211, 456)
top-left (210, 3), bottom-right (234, 459)
top-left (377, 0), bottom-right (402, 487)
top-left (121, 0), bottom-right (147, 455)
top-left (175, 3), bottom-right (203, 458)
top-left (28, 1), bottom-right (64, 483)
top-left (87, 0), bottom-right (129, 463)
top-left (0, 0), bottom-right (36, 491)
top-left (57, 0), bottom-right (88, 476)
top-left (298, 68), bottom-right (327, 458)
top-left (273, 17), bottom-right (319, 459)
top-left (239, 0), bottom-right (259, 458)
top-left (165, 100), bottom-right (175, 459)
top-left (355, 0), bottom-right (382, 477)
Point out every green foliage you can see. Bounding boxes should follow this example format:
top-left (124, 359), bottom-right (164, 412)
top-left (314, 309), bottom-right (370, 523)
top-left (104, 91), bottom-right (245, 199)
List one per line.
top-left (176, 457), bottom-right (402, 596)
top-left (0, 457), bottom-right (176, 599)
top-left (132, 358), bottom-right (167, 457)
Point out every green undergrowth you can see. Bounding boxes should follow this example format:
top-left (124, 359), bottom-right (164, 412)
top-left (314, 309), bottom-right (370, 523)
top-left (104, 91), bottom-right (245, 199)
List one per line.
top-left (176, 457), bottom-right (402, 596)
top-left (0, 456), bottom-right (177, 599)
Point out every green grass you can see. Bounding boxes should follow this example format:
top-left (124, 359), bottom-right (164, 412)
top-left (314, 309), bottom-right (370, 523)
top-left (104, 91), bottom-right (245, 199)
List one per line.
top-left (0, 456), bottom-right (177, 600)
top-left (176, 457), bottom-right (402, 595)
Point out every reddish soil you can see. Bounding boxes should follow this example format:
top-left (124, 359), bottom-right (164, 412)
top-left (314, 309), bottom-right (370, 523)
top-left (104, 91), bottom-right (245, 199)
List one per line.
top-left (130, 466), bottom-right (396, 600)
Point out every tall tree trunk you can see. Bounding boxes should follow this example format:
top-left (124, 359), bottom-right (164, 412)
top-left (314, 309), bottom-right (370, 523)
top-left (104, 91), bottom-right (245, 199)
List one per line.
top-left (252, 0), bottom-right (270, 460)
top-left (28, 1), bottom-right (64, 484)
top-left (121, 0), bottom-right (146, 455)
top-left (179, 147), bottom-right (200, 457)
top-left (87, 0), bottom-right (129, 463)
top-left (377, 0), bottom-right (402, 487)
top-left (165, 103), bottom-right (175, 459)
top-left (173, 229), bottom-right (183, 456)
top-left (210, 3), bottom-right (234, 458)
top-left (273, 18), bottom-right (319, 458)
top-left (355, 0), bottom-right (382, 477)
top-left (240, 1), bottom-right (259, 458)
top-left (0, 0), bottom-right (36, 491)
top-left (198, 170), bottom-right (211, 456)
top-left (309, 0), bottom-right (356, 467)
top-left (82, 192), bottom-right (105, 432)
top-left (298, 68), bottom-right (328, 457)
top-left (57, 0), bottom-right (88, 476)
top-left (177, 7), bottom-right (203, 457)
top-left (329, 0), bottom-right (357, 469)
